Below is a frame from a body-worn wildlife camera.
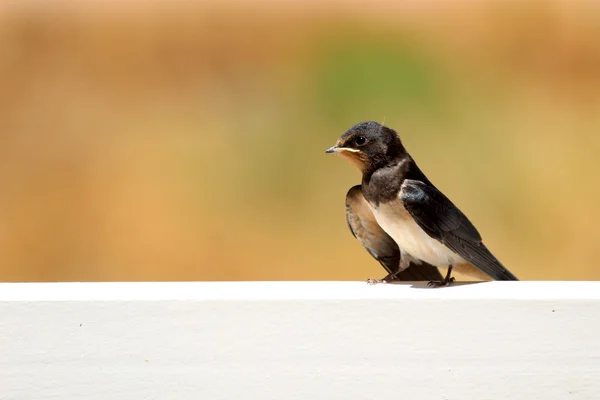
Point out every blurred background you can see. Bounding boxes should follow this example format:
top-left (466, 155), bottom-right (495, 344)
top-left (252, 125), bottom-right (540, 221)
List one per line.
top-left (0, 0), bottom-right (598, 282)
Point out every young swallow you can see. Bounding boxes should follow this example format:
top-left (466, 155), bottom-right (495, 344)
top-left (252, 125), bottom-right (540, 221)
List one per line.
top-left (345, 185), bottom-right (444, 283)
top-left (326, 121), bottom-right (518, 286)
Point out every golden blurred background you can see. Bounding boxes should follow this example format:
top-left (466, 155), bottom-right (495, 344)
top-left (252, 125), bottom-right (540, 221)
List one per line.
top-left (1, 1), bottom-right (599, 282)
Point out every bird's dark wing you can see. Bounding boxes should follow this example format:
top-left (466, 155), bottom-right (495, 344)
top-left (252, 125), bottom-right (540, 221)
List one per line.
top-left (399, 179), bottom-right (518, 281)
top-left (345, 185), bottom-right (443, 281)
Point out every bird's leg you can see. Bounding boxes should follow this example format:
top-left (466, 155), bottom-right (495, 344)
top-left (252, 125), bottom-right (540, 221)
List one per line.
top-left (382, 273), bottom-right (397, 282)
top-left (367, 271), bottom-right (399, 285)
top-left (443, 265), bottom-right (455, 284)
top-left (427, 265), bottom-right (456, 287)
top-left (367, 257), bottom-right (411, 285)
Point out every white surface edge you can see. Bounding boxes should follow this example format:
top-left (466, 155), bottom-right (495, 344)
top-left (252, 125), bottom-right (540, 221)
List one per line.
top-left (0, 281), bottom-right (599, 301)
top-left (2, 281), bottom-right (600, 400)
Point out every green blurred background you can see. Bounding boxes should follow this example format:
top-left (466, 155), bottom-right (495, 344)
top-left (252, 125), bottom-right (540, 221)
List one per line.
top-left (1, 1), bottom-right (598, 282)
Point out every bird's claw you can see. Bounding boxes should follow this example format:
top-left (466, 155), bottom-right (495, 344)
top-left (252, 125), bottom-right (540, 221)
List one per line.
top-left (366, 278), bottom-right (386, 285)
top-left (427, 277), bottom-right (455, 288)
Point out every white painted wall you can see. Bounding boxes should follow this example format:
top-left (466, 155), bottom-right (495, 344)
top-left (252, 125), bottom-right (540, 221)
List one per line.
top-left (1, 281), bottom-right (599, 400)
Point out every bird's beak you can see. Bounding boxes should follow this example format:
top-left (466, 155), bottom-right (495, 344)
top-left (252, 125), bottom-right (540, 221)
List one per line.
top-left (325, 145), bottom-right (359, 154)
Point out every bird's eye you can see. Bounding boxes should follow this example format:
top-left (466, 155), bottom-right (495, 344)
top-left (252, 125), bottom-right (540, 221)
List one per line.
top-left (355, 136), bottom-right (367, 146)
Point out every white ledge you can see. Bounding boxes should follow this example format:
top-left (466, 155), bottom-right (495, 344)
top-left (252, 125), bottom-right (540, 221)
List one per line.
top-left (1, 280), bottom-right (600, 301)
top-left (2, 281), bottom-right (600, 400)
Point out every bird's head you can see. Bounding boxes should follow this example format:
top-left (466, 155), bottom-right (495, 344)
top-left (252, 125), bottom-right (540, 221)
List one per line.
top-left (325, 121), bottom-right (406, 173)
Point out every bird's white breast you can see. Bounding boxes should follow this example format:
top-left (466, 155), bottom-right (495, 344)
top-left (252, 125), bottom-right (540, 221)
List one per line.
top-left (371, 199), bottom-right (466, 268)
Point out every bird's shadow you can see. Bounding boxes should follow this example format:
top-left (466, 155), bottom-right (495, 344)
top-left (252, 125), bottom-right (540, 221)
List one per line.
top-left (381, 281), bottom-right (486, 289)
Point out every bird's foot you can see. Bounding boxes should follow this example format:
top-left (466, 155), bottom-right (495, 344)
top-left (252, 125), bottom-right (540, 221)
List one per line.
top-left (366, 278), bottom-right (386, 285)
top-left (427, 277), bottom-right (455, 288)
top-left (428, 265), bottom-right (455, 288)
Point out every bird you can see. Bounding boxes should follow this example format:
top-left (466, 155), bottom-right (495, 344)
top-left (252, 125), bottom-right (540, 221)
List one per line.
top-left (326, 121), bottom-right (518, 286)
top-left (345, 185), bottom-right (444, 283)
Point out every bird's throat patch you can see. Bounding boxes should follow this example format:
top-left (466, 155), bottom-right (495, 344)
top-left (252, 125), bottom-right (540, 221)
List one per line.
top-left (338, 149), bottom-right (368, 171)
